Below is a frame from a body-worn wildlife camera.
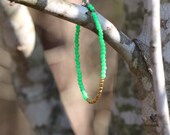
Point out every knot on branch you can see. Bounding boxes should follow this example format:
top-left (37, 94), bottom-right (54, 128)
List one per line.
top-left (132, 39), bottom-right (153, 75)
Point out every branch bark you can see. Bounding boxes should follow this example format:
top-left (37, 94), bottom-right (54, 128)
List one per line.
top-left (5, 0), bottom-right (170, 134)
top-left (137, 0), bottom-right (170, 134)
top-left (150, 0), bottom-right (170, 134)
top-left (8, 0), bottom-right (135, 65)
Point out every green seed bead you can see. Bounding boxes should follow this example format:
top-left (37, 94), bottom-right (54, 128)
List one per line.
top-left (101, 60), bottom-right (105, 64)
top-left (81, 91), bottom-right (88, 100)
top-left (103, 66), bottom-right (107, 70)
top-left (87, 4), bottom-right (95, 12)
top-left (78, 78), bottom-right (82, 82)
top-left (101, 58), bottom-right (106, 62)
top-left (99, 35), bottom-right (104, 39)
top-left (78, 70), bottom-right (82, 74)
top-left (91, 12), bottom-right (96, 17)
top-left (100, 55), bottom-right (105, 59)
top-left (101, 73), bottom-right (106, 78)
top-left (101, 50), bottom-right (106, 54)
top-left (101, 70), bottom-right (106, 73)
top-left (75, 57), bottom-right (78, 62)
top-left (76, 67), bottom-right (80, 71)
top-left (78, 73), bottom-right (82, 77)
top-left (101, 64), bottom-right (106, 68)
top-left (101, 46), bottom-right (106, 50)
top-left (102, 68), bottom-right (107, 72)
top-left (101, 75), bottom-right (106, 79)
top-left (96, 25), bottom-right (101, 30)
top-left (99, 35), bottom-right (103, 38)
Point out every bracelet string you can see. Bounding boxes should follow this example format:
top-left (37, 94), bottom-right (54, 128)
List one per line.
top-left (74, 4), bottom-right (107, 104)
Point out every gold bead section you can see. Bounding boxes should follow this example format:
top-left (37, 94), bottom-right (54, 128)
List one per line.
top-left (86, 78), bottom-right (105, 104)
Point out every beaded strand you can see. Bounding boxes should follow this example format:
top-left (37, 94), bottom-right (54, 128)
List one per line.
top-left (74, 4), bottom-right (107, 104)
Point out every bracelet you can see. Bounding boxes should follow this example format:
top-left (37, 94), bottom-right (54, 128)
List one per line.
top-left (74, 4), bottom-right (107, 104)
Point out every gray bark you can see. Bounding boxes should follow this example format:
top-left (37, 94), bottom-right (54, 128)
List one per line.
top-left (0, 3), bottom-right (36, 135)
top-left (1, 0), bottom-right (119, 135)
top-left (149, 0), bottom-right (170, 134)
top-left (2, 0), bottom-right (170, 134)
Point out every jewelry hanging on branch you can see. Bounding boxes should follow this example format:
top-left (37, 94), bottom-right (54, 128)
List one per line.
top-left (74, 1), bottom-right (107, 104)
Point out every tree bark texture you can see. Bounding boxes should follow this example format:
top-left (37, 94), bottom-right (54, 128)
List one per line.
top-left (1, 0), bottom-right (170, 135)
top-left (0, 0), bottom-right (120, 135)
top-left (0, 3), bottom-right (36, 135)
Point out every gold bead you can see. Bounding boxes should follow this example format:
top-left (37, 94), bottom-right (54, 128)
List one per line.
top-left (86, 78), bottom-right (105, 104)
top-left (99, 84), bottom-right (103, 87)
top-left (100, 79), bottom-right (104, 83)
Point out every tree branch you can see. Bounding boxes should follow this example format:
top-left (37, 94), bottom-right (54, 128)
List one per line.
top-left (139, 0), bottom-right (170, 134)
top-left (8, 0), bottom-right (135, 64)
top-left (149, 0), bottom-right (170, 134)
top-left (1, 1), bottom-right (35, 57)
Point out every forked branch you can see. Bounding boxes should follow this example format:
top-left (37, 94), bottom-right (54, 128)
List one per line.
top-left (6, 0), bottom-right (135, 64)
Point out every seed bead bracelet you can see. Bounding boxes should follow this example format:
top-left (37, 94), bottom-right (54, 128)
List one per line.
top-left (74, 4), bottom-right (107, 104)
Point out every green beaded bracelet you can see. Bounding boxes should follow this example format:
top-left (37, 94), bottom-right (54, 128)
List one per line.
top-left (74, 4), bottom-right (107, 104)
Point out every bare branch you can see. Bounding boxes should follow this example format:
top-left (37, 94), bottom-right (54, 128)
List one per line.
top-left (7, 0), bottom-right (135, 64)
top-left (149, 0), bottom-right (170, 134)
top-left (0, 0), bottom-right (35, 57)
